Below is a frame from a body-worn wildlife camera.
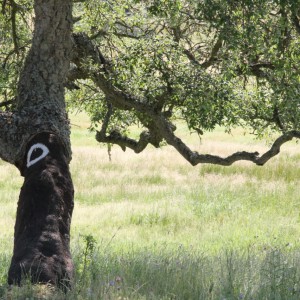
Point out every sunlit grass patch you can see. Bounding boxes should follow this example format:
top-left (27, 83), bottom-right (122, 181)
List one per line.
top-left (199, 159), bottom-right (300, 183)
top-left (68, 114), bottom-right (299, 255)
top-left (0, 112), bottom-right (299, 299)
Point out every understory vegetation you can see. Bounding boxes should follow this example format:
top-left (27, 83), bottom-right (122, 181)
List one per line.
top-left (0, 113), bottom-right (299, 299)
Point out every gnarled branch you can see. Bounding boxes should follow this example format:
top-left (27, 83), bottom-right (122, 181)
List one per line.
top-left (95, 99), bottom-right (162, 152)
top-left (152, 114), bottom-right (300, 166)
top-left (96, 129), bottom-right (154, 153)
top-left (71, 33), bottom-right (299, 166)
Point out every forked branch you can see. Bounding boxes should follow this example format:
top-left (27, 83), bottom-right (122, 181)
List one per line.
top-left (96, 101), bottom-right (161, 152)
top-left (96, 129), bottom-right (153, 153)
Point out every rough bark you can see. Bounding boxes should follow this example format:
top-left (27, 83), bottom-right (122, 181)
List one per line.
top-left (0, 112), bottom-right (20, 164)
top-left (8, 132), bottom-right (74, 287)
top-left (15, 0), bottom-right (73, 165)
top-left (5, 0), bottom-right (74, 287)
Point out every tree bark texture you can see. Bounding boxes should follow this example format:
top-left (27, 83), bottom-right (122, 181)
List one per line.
top-left (4, 0), bottom-right (74, 287)
top-left (8, 133), bottom-right (74, 287)
top-left (15, 0), bottom-right (73, 163)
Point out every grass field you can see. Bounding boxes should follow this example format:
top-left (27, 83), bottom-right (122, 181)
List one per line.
top-left (0, 113), bottom-right (300, 299)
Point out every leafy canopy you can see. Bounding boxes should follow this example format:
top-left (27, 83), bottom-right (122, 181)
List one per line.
top-left (1, 0), bottom-right (300, 165)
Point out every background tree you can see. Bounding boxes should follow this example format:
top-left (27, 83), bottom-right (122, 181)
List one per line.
top-left (0, 0), bottom-right (300, 287)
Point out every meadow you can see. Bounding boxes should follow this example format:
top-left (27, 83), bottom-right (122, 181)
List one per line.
top-left (0, 113), bottom-right (299, 299)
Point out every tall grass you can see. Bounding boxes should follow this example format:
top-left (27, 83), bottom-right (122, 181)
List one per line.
top-left (4, 247), bottom-right (300, 299)
top-left (0, 113), bottom-right (299, 299)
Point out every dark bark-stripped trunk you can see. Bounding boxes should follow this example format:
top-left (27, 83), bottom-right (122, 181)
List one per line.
top-left (1, 0), bottom-right (74, 287)
top-left (8, 132), bottom-right (74, 287)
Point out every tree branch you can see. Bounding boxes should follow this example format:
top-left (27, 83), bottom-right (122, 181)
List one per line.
top-left (10, 0), bottom-right (19, 55)
top-left (151, 114), bottom-right (300, 166)
top-left (71, 33), bottom-right (299, 166)
top-left (96, 129), bottom-right (153, 153)
top-left (236, 61), bottom-right (275, 78)
top-left (95, 98), bottom-right (162, 152)
top-left (1, 0), bottom-right (7, 14)
top-left (0, 99), bottom-right (13, 108)
top-left (201, 35), bottom-right (223, 69)
top-left (1, 43), bottom-right (30, 68)
top-left (291, 13), bottom-right (300, 35)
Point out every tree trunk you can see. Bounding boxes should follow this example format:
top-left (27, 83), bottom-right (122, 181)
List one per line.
top-left (8, 132), bottom-right (74, 287)
top-left (4, 0), bottom-right (74, 287)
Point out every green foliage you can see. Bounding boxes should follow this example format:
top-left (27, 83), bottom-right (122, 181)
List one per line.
top-left (0, 1), bottom-right (33, 106)
top-left (1, 0), bottom-right (300, 144)
top-left (68, 0), bottom-right (300, 140)
top-left (80, 235), bottom-right (97, 275)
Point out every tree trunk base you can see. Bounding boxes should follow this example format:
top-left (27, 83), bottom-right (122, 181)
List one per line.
top-left (8, 132), bottom-right (74, 289)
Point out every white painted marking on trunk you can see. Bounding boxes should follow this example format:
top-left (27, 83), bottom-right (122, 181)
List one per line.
top-left (27, 143), bottom-right (50, 168)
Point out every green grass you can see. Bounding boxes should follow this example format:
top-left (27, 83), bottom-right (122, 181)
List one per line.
top-left (0, 113), bottom-right (300, 299)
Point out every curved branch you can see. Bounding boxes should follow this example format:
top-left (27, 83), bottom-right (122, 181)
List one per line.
top-left (96, 100), bottom-right (162, 152)
top-left (1, 0), bottom-right (7, 13)
top-left (256, 131), bottom-right (300, 165)
top-left (153, 114), bottom-right (300, 166)
top-left (71, 33), bottom-right (299, 166)
top-left (96, 130), bottom-right (153, 153)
